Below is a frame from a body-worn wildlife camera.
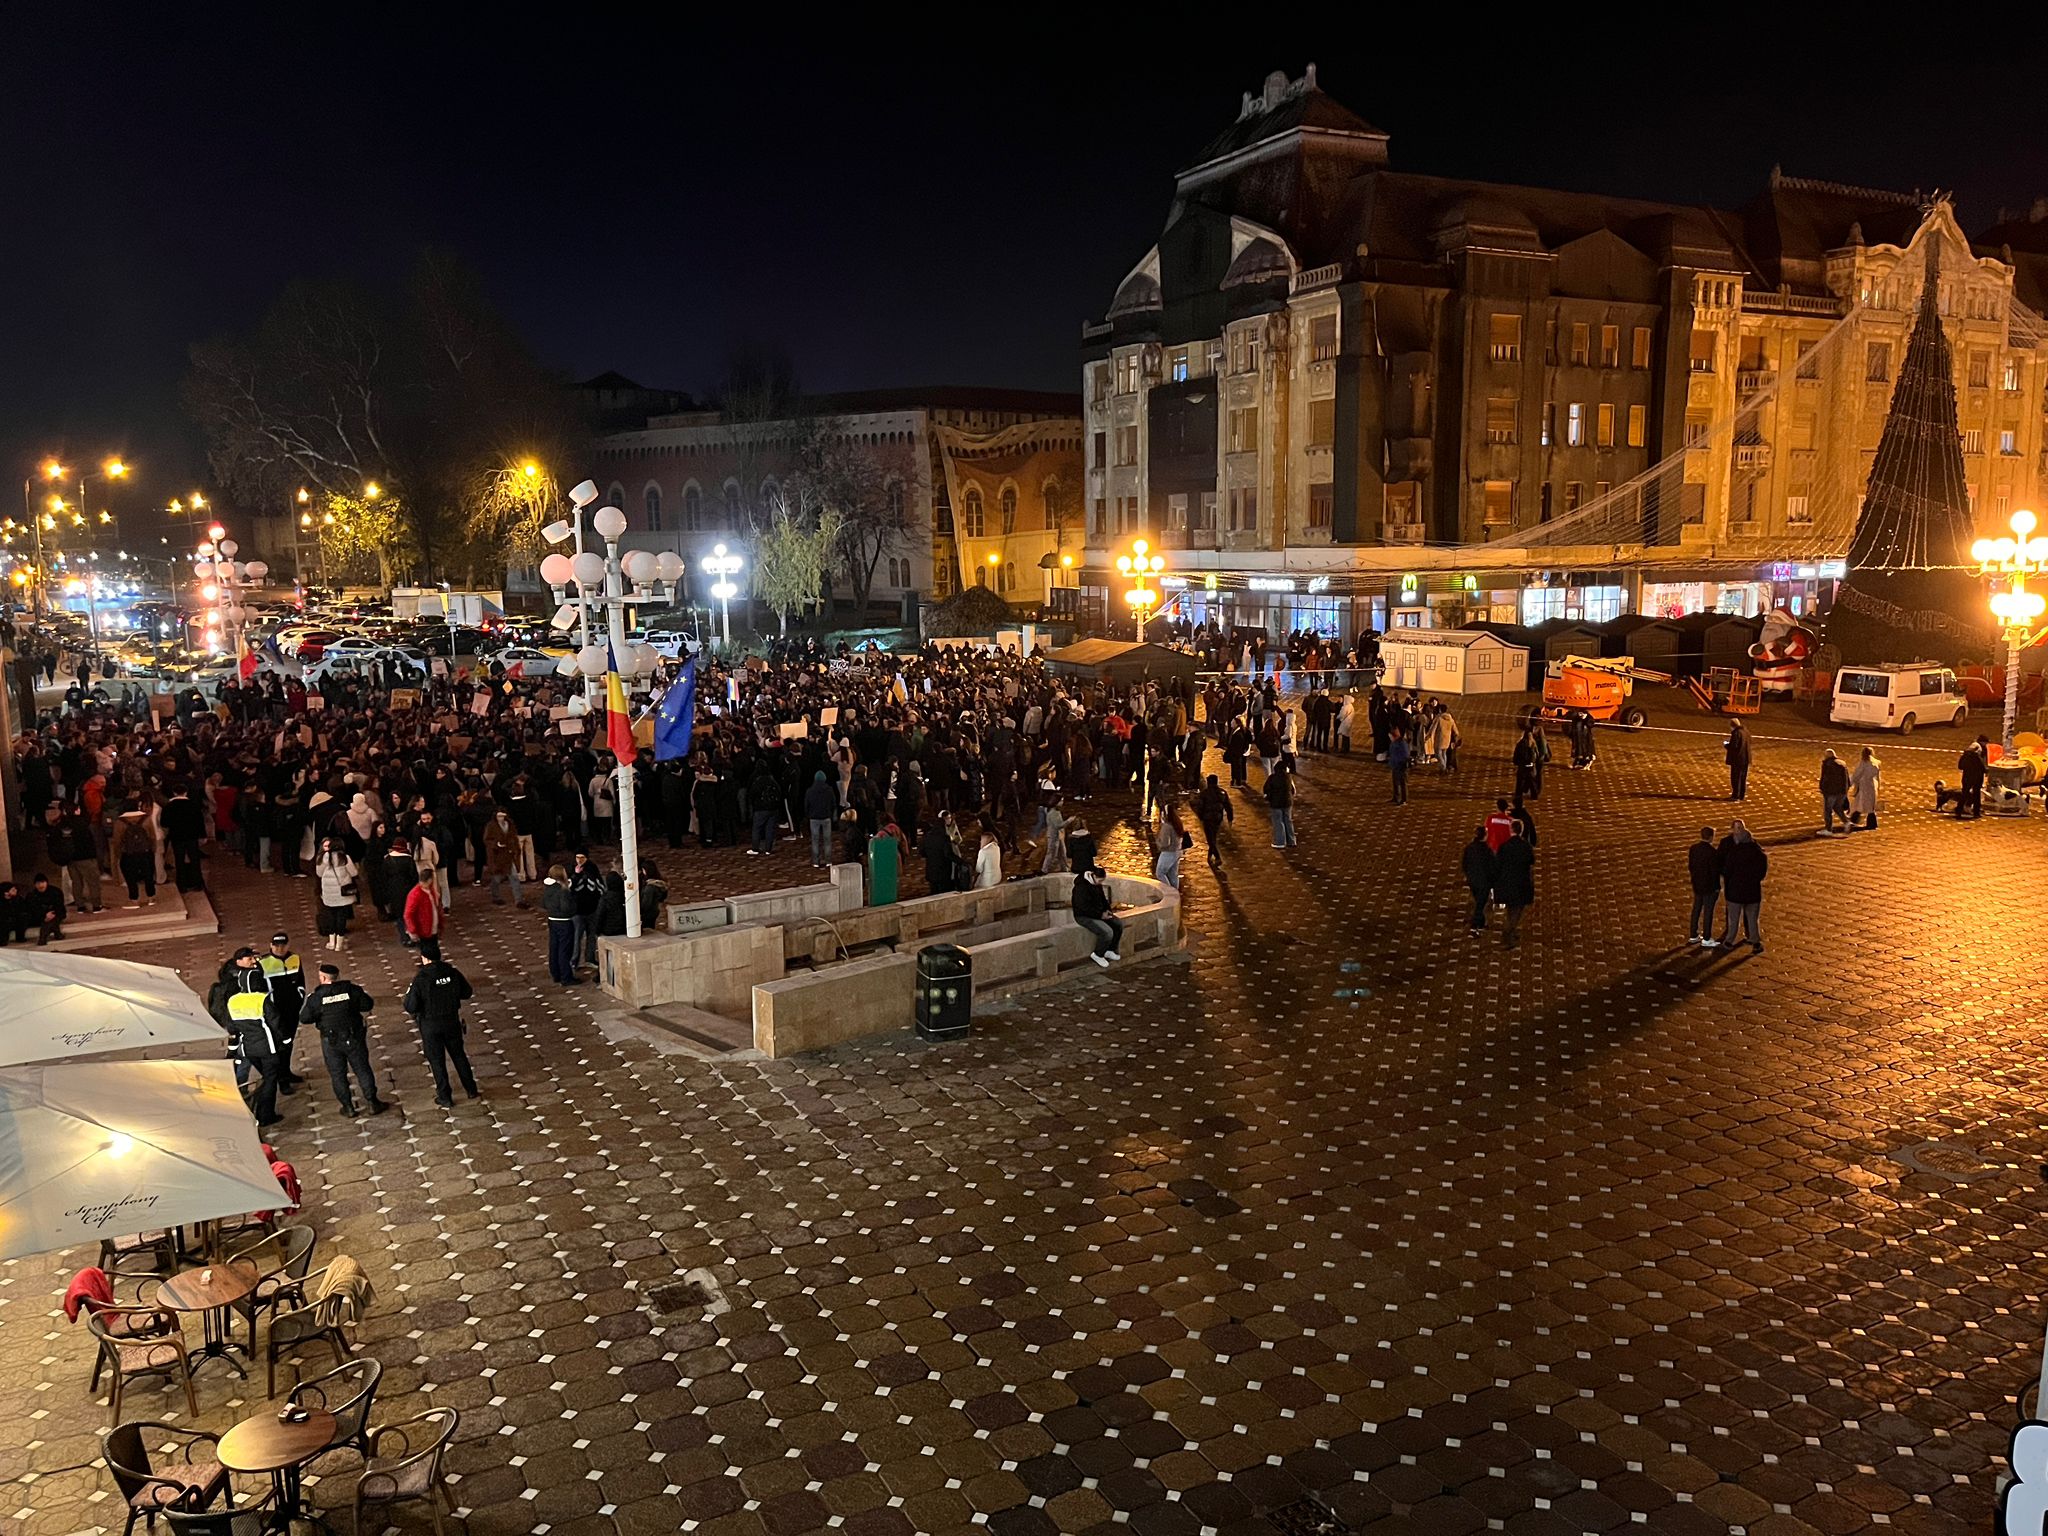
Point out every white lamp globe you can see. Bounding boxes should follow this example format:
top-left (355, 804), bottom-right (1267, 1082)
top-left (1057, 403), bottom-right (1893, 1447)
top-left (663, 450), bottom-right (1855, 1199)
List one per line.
top-left (244, 560), bottom-right (268, 580)
top-left (654, 550), bottom-right (685, 582)
top-left (577, 643), bottom-right (608, 676)
top-left (218, 539), bottom-right (238, 557)
top-left (539, 552), bottom-right (575, 587)
top-left (592, 505), bottom-right (628, 541)
top-left (570, 551), bottom-right (606, 586)
top-left (633, 643), bottom-right (660, 675)
top-left (623, 549), bottom-right (657, 584)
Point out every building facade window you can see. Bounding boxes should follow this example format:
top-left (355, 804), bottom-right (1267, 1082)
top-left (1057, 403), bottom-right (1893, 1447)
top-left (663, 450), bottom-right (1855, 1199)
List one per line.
top-left (1228, 487), bottom-right (1257, 532)
top-left (1227, 408), bottom-right (1258, 454)
top-left (1114, 353), bottom-right (1141, 393)
top-left (1689, 330), bottom-right (1716, 373)
top-left (963, 487), bottom-right (985, 537)
top-left (1169, 349), bottom-right (1189, 382)
top-left (2001, 429), bottom-right (2019, 455)
top-left (1566, 402), bottom-right (1584, 446)
top-left (999, 485), bottom-right (1018, 533)
top-left (1482, 480), bottom-right (1515, 529)
top-left (1195, 491), bottom-right (1217, 531)
top-left (1970, 350), bottom-right (1991, 388)
top-left (2004, 357), bottom-right (2022, 391)
top-left (1564, 481), bottom-right (1583, 513)
top-left (1626, 404), bottom-right (1646, 448)
top-left (607, 481), bottom-right (627, 511)
top-left (1307, 482), bottom-right (1334, 529)
top-left (1632, 326), bottom-right (1652, 368)
top-left (1485, 396), bottom-right (1517, 445)
top-left (1570, 323), bottom-right (1589, 366)
top-left (723, 480), bottom-right (744, 523)
top-left (1230, 326), bottom-right (1261, 374)
top-left (1489, 314), bottom-right (1521, 362)
top-left (682, 483), bottom-right (702, 530)
top-left (1963, 428), bottom-right (1983, 454)
top-left (1541, 401), bottom-right (1555, 446)
top-left (1114, 425), bottom-right (1139, 465)
top-left (1309, 314), bottom-right (1338, 362)
top-left (886, 481), bottom-right (906, 520)
top-left (1866, 342), bottom-right (1891, 382)
top-left (1596, 403), bottom-right (1615, 448)
top-left (644, 483), bottom-right (664, 530)
top-left (1600, 325), bottom-right (1620, 368)
top-left (1308, 398), bottom-right (1336, 447)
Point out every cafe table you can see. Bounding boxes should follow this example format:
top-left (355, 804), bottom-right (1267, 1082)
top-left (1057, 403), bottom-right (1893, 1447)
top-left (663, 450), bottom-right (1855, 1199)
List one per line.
top-left (218, 1406), bottom-right (337, 1532)
top-left (156, 1258), bottom-right (260, 1376)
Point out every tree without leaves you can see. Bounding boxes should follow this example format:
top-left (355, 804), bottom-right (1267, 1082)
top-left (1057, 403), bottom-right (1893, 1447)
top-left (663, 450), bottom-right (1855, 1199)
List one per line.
top-left (805, 433), bottom-right (918, 613)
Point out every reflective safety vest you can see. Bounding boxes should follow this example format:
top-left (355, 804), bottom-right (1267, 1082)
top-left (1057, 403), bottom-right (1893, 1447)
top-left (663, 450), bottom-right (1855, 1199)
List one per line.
top-left (226, 985), bottom-right (269, 1022)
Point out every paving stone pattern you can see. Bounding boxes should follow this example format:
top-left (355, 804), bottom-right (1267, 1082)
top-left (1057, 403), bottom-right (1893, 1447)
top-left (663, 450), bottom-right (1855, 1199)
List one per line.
top-left (2, 698), bottom-right (2042, 1535)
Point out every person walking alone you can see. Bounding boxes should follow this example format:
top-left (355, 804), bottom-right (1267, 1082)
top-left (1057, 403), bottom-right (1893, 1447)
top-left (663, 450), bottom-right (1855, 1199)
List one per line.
top-left (1686, 825), bottom-right (1721, 946)
top-left (1717, 820), bottom-right (1768, 953)
top-left (1724, 719), bottom-right (1752, 801)
top-left (1388, 727), bottom-right (1411, 805)
top-left (403, 940), bottom-right (480, 1108)
top-left (315, 837), bottom-right (358, 952)
top-left (541, 865), bottom-right (579, 986)
top-left (1194, 774), bottom-right (1233, 870)
top-left (1461, 825), bottom-right (1495, 934)
top-left (298, 962), bottom-right (386, 1117)
top-left (1265, 757), bottom-right (1297, 848)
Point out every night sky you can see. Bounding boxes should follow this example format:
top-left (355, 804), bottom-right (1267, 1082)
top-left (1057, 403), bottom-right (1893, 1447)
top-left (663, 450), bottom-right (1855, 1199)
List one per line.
top-left (6, 18), bottom-right (2047, 532)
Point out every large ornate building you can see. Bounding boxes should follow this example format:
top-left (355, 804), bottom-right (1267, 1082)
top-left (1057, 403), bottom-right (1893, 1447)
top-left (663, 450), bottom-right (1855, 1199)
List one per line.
top-left (579, 388), bottom-right (1083, 619)
top-left (1081, 66), bottom-right (2048, 637)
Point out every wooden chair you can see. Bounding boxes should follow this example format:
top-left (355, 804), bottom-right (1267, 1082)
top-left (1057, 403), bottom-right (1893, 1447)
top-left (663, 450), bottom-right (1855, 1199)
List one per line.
top-left (352, 1408), bottom-right (458, 1536)
top-left (161, 1493), bottom-right (277, 1536)
top-left (226, 1224), bottom-right (317, 1353)
top-left (103, 1420), bottom-right (229, 1536)
top-left (86, 1304), bottom-right (199, 1423)
top-left (262, 1266), bottom-right (358, 1399)
top-left (288, 1357), bottom-right (382, 1463)
top-left (99, 1229), bottom-right (181, 1281)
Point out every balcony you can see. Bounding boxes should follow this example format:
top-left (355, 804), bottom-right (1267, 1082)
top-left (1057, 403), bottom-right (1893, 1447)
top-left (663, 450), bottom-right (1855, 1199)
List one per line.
top-left (1383, 521), bottom-right (1426, 544)
top-left (1734, 442), bottom-right (1773, 471)
top-left (1290, 262), bottom-right (1343, 294)
top-left (1740, 288), bottom-right (1845, 317)
top-left (1736, 369), bottom-right (1776, 396)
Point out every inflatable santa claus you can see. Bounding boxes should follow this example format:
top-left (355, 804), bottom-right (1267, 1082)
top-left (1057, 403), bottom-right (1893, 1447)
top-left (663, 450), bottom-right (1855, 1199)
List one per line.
top-left (1748, 607), bottom-right (1817, 694)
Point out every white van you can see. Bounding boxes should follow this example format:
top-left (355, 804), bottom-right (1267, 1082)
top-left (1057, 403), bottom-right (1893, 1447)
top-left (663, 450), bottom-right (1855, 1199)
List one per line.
top-left (1829, 662), bottom-right (1968, 734)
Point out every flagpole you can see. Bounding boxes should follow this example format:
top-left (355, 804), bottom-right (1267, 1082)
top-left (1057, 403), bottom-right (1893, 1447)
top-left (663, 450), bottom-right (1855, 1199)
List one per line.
top-left (602, 530), bottom-right (644, 940)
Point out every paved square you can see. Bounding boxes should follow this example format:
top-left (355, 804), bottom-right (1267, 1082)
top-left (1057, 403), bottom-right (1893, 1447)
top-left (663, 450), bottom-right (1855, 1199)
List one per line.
top-left (3, 694), bottom-right (2040, 1535)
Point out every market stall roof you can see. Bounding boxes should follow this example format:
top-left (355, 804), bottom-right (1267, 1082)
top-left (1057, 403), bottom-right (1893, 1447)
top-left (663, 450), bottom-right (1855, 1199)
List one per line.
top-left (1041, 640), bottom-right (1201, 685)
top-left (0, 1059), bottom-right (279, 1262)
top-left (0, 950), bottom-right (228, 1069)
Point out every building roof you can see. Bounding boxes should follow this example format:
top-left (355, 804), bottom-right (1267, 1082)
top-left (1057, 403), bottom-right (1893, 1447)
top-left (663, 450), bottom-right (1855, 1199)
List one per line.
top-left (1043, 639), bottom-right (1195, 669)
top-left (1382, 628), bottom-right (1518, 649)
top-left (799, 386), bottom-right (1081, 417)
top-left (577, 370), bottom-right (649, 392)
top-left (1186, 75), bottom-right (1387, 172)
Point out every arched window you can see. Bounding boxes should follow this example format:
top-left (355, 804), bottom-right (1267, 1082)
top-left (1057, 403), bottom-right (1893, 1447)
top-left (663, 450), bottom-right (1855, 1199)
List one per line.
top-left (974, 562), bottom-right (988, 587)
top-left (1000, 485), bottom-right (1018, 534)
top-left (723, 480), bottom-right (745, 525)
top-left (1042, 479), bottom-right (1061, 531)
top-left (760, 477), bottom-right (780, 514)
top-left (644, 483), bottom-right (664, 530)
top-left (1003, 561), bottom-right (1017, 593)
top-left (963, 487), bottom-right (985, 538)
top-left (682, 483), bottom-right (702, 531)
top-left (606, 482), bottom-right (626, 512)
top-left (886, 480), bottom-right (906, 521)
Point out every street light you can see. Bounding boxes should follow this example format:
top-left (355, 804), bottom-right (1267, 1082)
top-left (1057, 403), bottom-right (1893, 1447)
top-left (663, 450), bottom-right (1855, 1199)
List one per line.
top-left (1115, 537), bottom-right (1166, 641)
top-left (701, 542), bottom-right (742, 650)
top-left (1972, 507), bottom-right (2048, 752)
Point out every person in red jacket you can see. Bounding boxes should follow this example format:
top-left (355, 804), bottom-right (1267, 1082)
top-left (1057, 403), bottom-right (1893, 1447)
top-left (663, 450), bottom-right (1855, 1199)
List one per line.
top-left (401, 869), bottom-right (441, 950)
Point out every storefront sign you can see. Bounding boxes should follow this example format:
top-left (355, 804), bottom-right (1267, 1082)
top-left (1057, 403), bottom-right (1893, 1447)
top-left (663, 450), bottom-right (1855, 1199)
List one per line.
top-left (1819, 560), bottom-right (1846, 578)
top-left (1160, 576), bottom-right (1188, 589)
top-left (1306, 576), bottom-right (1331, 593)
top-left (1248, 576), bottom-right (1296, 592)
top-left (1400, 573), bottom-right (1419, 593)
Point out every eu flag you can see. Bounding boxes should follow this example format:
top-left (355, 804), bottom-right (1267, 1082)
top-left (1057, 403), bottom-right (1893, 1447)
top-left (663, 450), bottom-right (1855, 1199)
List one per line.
top-left (653, 656), bottom-right (697, 761)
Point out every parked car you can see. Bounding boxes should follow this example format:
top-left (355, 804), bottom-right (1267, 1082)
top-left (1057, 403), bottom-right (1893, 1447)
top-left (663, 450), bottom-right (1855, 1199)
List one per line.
top-left (494, 645), bottom-right (558, 677)
top-left (1830, 661), bottom-right (1969, 734)
top-left (641, 629), bottom-right (698, 658)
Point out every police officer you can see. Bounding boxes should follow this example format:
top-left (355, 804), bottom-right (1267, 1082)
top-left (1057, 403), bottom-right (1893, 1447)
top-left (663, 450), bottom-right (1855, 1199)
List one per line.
top-left (299, 962), bottom-right (386, 1117)
top-left (258, 932), bottom-right (309, 1092)
top-left (402, 938), bottom-right (479, 1108)
top-left (222, 946), bottom-right (284, 1127)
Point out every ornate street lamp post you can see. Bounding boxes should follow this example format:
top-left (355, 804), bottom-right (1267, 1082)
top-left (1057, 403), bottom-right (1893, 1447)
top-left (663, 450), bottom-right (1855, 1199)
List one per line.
top-left (1116, 538), bottom-right (1165, 642)
top-left (1971, 507), bottom-right (2048, 754)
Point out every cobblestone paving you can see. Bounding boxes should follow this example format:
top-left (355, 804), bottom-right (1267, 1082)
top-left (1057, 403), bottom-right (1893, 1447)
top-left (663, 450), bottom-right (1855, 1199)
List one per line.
top-left (4, 695), bottom-right (2044, 1535)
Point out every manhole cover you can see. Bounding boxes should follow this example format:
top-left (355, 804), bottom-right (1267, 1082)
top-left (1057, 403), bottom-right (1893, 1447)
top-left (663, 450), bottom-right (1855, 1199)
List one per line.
top-left (646, 1279), bottom-right (711, 1315)
top-left (1889, 1140), bottom-right (2001, 1183)
top-left (1269, 1498), bottom-right (1351, 1535)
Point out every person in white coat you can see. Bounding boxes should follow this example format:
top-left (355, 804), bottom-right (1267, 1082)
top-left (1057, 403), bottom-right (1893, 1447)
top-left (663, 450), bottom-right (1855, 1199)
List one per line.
top-left (1849, 746), bottom-right (1882, 830)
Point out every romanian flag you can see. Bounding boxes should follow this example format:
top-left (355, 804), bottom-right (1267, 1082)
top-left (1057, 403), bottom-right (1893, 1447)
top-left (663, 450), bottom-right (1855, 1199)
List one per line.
top-left (605, 643), bottom-right (637, 763)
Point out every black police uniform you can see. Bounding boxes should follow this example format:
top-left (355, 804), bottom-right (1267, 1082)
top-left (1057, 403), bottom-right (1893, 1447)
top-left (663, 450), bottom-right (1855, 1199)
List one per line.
top-left (299, 978), bottom-right (385, 1115)
top-left (403, 958), bottom-right (479, 1106)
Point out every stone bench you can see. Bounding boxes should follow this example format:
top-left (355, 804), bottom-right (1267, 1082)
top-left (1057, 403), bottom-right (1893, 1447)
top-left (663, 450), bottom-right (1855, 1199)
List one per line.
top-left (754, 950), bottom-right (917, 1057)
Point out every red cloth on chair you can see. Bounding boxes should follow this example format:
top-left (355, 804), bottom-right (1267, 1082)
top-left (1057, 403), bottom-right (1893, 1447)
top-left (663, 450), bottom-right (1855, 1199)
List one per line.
top-left (63, 1266), bottom-right (113, 1322)
top-left (270, 1161), bottom-right (301, 1211)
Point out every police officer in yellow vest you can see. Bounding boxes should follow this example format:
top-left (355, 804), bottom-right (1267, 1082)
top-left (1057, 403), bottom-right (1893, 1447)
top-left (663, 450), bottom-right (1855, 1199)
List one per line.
top-left (222, 947), bottom-right (284, 1127)
top-left (257, 932), bottom-right (309, 1092)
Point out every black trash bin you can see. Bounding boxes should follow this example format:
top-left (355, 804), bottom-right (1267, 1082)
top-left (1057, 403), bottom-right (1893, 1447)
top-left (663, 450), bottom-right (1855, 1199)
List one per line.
top-left (915, 943), bottom-right (972, 1041)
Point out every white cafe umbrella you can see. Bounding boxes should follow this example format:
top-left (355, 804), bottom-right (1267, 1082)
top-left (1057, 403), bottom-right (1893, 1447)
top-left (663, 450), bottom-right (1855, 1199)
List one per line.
top-left (0, 1059), bottom-right (283, 1263)
top-left (0, 949), bottom-right (229, 1068)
